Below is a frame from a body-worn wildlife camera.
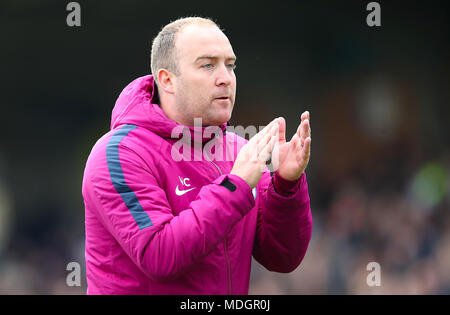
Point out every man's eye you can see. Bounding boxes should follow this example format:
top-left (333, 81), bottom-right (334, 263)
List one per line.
top-left (227, 64), bottom-right (236, 70)
top-left (202, 64), bottom-right (213, 69)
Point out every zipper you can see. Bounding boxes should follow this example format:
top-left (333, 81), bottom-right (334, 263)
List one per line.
top-left (209, 159), bottom-right (223, 176)
top-left (209, 159), bottom-right (232, 294)
top-left (223, 237), bottom-right (232, 295)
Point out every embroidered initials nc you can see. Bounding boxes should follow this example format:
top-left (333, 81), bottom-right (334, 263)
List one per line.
top-left (175, 176), bottom-right (197, 196)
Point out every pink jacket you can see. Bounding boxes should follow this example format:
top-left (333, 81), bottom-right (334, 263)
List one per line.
top-left (82, 75), bottom-right (312, 294)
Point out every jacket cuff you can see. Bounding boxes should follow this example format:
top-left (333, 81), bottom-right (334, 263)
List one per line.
top-left (272, 171), bottom-right (302, 197)
top-left (213, 174), bottom-right (255, 213)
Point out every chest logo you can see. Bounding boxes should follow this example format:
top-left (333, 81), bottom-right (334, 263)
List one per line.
top-left (175, 176), bottom-right (197, 196)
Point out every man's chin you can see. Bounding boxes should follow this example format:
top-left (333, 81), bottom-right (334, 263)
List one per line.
top-left (205, 113), bottom-right (232, 126)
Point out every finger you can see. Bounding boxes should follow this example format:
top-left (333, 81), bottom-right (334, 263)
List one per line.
top-left (277, 117), bottom-right (286, 143)
top-left (267, 134), bottom-right (277, 155)
top-left (291, 132), bottom-right (300, 150)
top-left (258, 136), bottom-right (275, 172)
top-left (299, 119), bottom-right (310, 145)
top-left (296, 121), bottom-right (302, 137)
top-left (260, 126), bottom-right (275, 147)
top-left (265, 117), bottom-right (281, 132)
top-left (306, 112), bottom-right (311, 136)
top-left (301, 137), bottom-right (311, 163)
top-left (249, 125), bottom-right (267, 146)
top-left (259, 135), bottom-right (276, 162)
top-left (301, 111), bottom-right (308, 122)
top-left (294, 121), bottom-right (304, 147)
top-left (253, 127), bottom-right (274, 160)
top-left (251, 118), bottom-right (279, 145)
top-left (257, 122), bottom-right (278, 146)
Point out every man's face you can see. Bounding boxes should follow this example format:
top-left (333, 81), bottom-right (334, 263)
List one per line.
top-left (172, 24), bottom-right (237, 126)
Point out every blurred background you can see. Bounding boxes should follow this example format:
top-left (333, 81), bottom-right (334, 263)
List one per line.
top-left (0, 0), bottom-right (449, 294)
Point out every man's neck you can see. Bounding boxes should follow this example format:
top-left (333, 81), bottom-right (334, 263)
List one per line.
top-left (159, 100), bottom-right (195, 126)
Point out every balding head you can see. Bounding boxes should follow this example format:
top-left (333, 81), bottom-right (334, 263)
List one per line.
top-left (150, 17), bottom-right (237, 127)
top-left (151, 17), bottom-right (220, 86)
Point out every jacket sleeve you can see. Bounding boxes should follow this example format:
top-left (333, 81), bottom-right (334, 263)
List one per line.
top-left (84, 144), bottom-right (255, 282)
top-left (252, 171), bottom-right (312, 273)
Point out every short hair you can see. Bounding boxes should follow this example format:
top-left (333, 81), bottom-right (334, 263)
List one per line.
top-left (150, 17), bottom-right (220, 86)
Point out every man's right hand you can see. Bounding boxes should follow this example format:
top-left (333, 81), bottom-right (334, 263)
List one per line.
top-left (230, 118), bottom-right (280, 189)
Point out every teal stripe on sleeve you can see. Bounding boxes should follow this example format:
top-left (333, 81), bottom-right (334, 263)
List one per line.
top-left (106, 125), bottom-right (153, 230)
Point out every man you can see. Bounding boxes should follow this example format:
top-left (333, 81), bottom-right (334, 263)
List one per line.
top-left (82, 17), bottom-right (312, 294)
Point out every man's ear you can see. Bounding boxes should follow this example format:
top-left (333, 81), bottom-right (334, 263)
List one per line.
top-left (157, 69), bottom-right (175, 94)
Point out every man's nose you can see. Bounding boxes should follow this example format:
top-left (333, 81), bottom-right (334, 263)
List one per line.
top-left (215, 64), bottom-right (233, 86)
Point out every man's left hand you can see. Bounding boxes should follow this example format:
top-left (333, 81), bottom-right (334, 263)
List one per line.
top-left (272, 111), bottom-right (311, 181)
